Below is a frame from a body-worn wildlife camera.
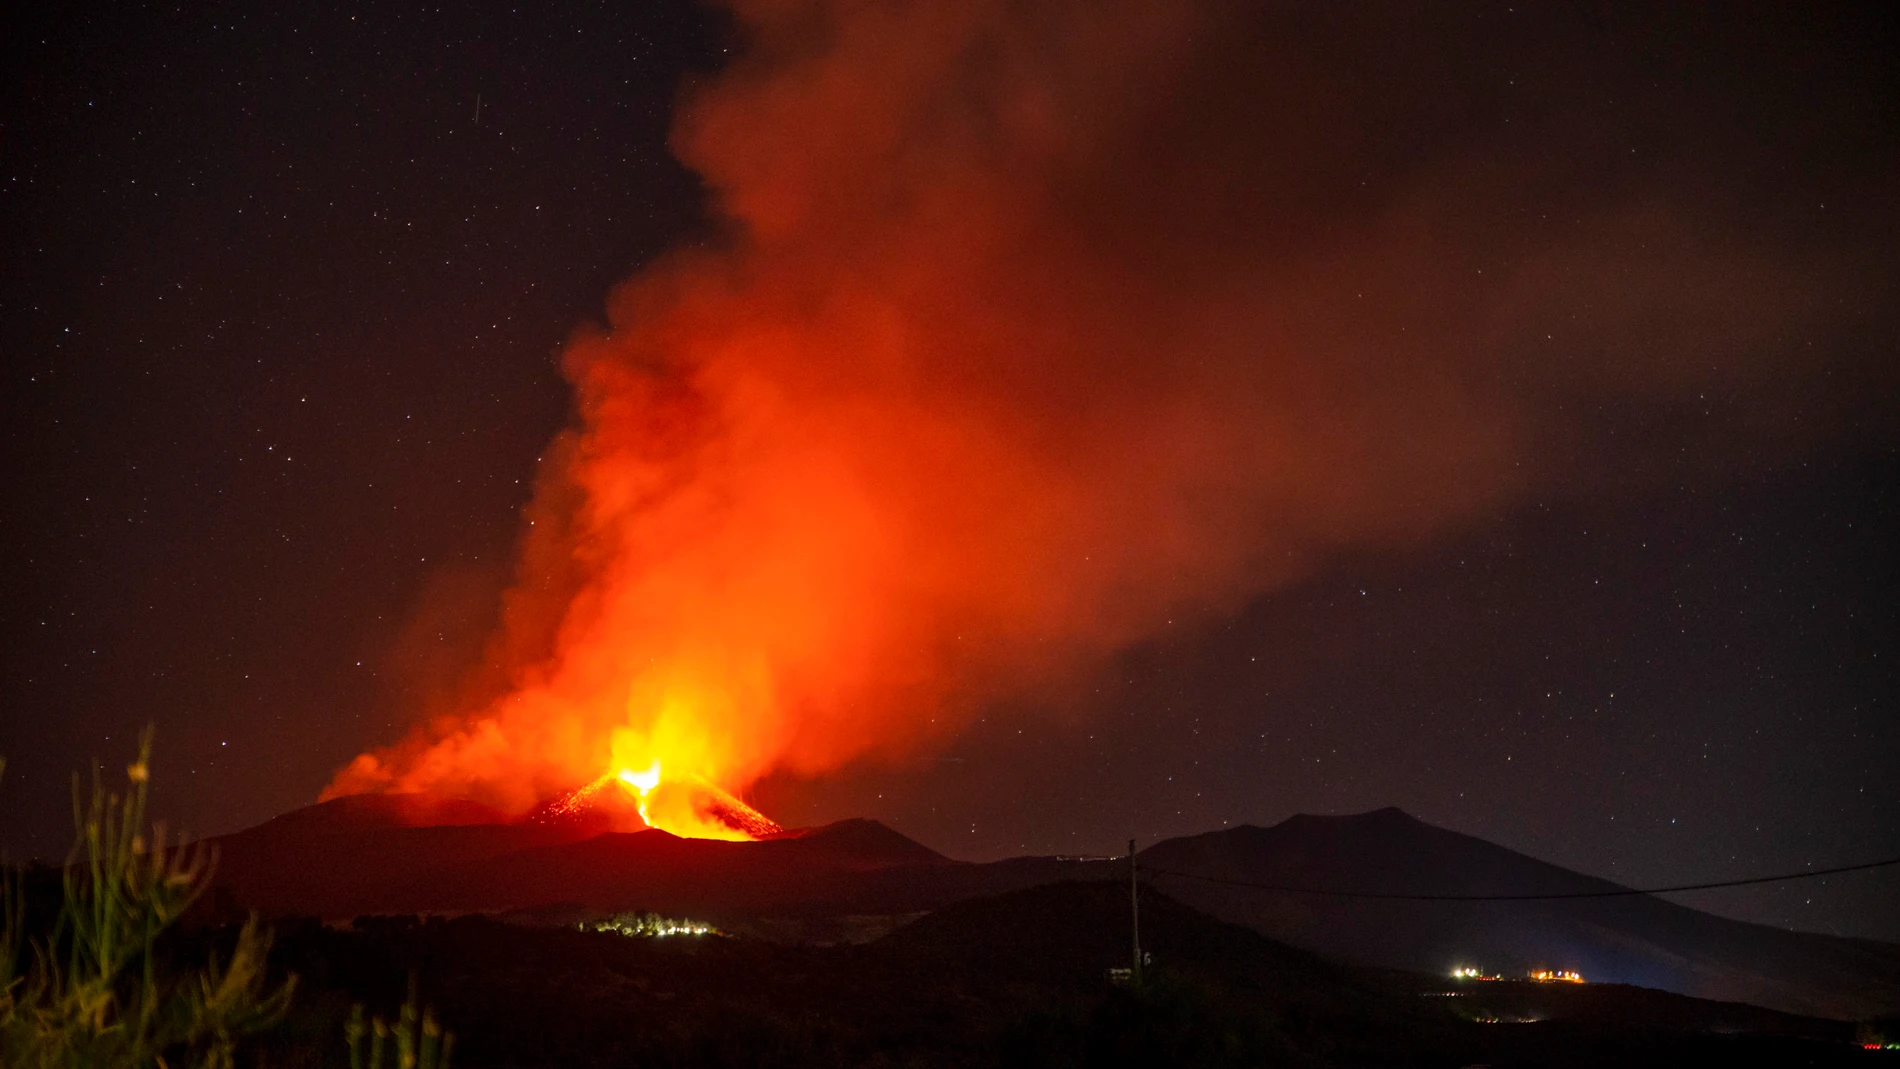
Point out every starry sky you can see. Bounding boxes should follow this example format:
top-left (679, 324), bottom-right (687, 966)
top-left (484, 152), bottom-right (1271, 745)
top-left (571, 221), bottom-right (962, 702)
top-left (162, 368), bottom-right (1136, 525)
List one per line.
top-left (3, 2), bottom-right (1896, 942)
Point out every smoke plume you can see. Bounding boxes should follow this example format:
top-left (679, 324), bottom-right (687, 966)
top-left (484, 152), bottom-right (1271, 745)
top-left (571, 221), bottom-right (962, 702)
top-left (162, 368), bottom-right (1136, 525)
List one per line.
top-left (326, 1), bottom-right (1892, 827)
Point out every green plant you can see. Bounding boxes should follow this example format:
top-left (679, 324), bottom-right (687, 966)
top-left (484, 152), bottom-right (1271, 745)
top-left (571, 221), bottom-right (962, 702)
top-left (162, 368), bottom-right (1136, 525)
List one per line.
top-left (1, 756), bottom-right (20, 1019)
top-left (344, 976), bottom-right (453, 1069)
top-left (0, 729), bottom-right (296, 1068)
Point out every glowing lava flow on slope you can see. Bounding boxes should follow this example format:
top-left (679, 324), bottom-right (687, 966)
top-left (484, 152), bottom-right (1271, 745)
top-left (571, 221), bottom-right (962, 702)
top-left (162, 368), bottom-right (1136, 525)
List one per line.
top-left (613, 758), bottom-right (782, 841)
top-left (538, 759), bottom-right (783, 841)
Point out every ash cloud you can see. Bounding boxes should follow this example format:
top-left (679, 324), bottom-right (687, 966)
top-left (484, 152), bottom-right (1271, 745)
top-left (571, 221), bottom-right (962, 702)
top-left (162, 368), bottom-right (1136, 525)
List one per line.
top-left (329, 1), bottom-right (1895, 812)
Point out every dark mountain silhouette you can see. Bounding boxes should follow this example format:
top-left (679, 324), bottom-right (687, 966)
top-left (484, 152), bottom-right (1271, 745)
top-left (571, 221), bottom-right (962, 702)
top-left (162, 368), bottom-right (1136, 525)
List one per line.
top-left (209, 792), bottom-right (922, 914)
top-left (208, 795), bottom-right (1001, 920)
top-left (209, 793), bottom-right (596, 917)
top-left (876, 882), bottom-right (1859, 1050)
top-left (207, 796), bottom-right (1900, 1020)
top-left (235, 791), bottom-right (514, 834)
top-left (1136, 807), bottom-right (1900, 1021)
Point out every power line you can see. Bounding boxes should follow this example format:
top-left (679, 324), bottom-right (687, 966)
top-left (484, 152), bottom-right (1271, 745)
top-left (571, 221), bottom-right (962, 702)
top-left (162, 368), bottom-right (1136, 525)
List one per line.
top-left (1129, 839), bottom-right (1143, 986)
top-left (1137, 855), bottom-right (1900, 902)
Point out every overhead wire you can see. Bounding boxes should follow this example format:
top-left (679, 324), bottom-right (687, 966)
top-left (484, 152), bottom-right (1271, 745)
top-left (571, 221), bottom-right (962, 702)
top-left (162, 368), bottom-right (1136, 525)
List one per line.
top-left (1135, 855), bottom-right (1900, 901)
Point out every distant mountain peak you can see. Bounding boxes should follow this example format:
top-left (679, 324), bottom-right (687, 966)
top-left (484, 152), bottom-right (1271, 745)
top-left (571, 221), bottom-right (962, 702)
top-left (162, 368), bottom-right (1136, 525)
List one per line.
top-left (784, 817), bottom-right (952, 868)
top-left (1285, 805), bottom-right (1420, 825)
top-left (233, 792), bottom-right (514, 839)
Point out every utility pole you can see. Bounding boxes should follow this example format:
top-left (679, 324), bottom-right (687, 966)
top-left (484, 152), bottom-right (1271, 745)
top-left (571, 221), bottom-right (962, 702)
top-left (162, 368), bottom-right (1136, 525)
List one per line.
top-left (1129, 838), bottom-right (1142, 986)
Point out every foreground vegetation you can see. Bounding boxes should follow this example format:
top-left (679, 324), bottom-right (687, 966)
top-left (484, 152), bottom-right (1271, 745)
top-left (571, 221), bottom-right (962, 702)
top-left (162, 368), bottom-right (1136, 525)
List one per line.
top-left (0, 736), bottom-right (448, 1069)
top-left (0, 735), bottom-right (293, 1068)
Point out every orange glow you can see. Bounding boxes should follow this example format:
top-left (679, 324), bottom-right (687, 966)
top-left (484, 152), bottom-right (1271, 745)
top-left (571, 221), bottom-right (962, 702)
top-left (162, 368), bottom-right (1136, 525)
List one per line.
top-left (618, 761), bottom-right (662, 793)
top-left (315, 2), bottom-right (1630, 833)
top-left (613, 756), bottom-right (783, 841)
top-left (615, 761), bottom-right (662, 824)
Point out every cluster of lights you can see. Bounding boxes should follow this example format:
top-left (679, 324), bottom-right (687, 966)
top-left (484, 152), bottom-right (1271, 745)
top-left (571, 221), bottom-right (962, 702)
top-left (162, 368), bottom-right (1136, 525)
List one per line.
top-left (1450, 966), bottom-right (1585, 983)
top-left (646, 922), bottom-right (713, 938)
top-left (586, 910), bottom-right (718, 939)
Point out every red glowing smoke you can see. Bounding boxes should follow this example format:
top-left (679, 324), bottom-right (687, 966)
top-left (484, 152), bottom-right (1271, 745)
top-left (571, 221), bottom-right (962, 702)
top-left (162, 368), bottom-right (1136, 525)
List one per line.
top-left (326, 1), bottom-right (1889, 833)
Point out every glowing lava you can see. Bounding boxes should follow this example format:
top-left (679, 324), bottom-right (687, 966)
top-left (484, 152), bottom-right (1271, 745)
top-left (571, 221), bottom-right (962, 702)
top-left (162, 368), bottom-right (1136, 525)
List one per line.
top-left (623, 763), bottom-right (784, 841)
top-left (540, 760), bottom-right (782, 841)
top-left (611, 756), bottom-right (784, 842)
top-left (617, 760), bottom-right (663, 824)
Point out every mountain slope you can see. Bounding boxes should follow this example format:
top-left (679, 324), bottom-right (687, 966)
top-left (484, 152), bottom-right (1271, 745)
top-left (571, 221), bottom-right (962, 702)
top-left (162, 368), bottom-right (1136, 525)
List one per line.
top-left (206, 797), bottom-right (1900, 1019)
top-left (207, 794), bottom-right (990, 920)
top-left (1136, 807), bottom-right (1900, 1020)
top-left (261, 880), bottom-right (1867, 1068)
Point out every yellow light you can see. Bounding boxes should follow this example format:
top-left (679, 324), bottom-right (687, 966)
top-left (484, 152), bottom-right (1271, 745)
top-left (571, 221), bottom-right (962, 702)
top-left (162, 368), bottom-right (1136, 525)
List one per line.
top-left (616, 760), bottom-right (664, 824)
top-left (618, 760), bottom-right (662, 793)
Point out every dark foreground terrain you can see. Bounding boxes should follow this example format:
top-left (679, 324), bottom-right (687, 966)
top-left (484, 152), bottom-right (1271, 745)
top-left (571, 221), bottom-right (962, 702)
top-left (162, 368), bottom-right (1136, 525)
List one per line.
top-left (227, 882), bottom-right (1884, 1068)
top-left (208, 799), bottom-right (1900, 1021)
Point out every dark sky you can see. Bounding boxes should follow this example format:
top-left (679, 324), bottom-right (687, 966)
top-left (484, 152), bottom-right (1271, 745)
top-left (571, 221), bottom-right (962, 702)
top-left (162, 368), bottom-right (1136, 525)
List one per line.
top-left (3, 2), bottom-right (1896, 943)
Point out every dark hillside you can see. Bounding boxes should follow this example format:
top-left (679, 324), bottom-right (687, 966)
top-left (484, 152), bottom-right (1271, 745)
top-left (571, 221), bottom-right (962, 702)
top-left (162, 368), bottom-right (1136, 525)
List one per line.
top-left (206, 798), bottom-right (1900, 1021)
top-left (242, 881), bottom-right (1869, 1069)
top-left (1139, 808), bottom-right (1900, 1020)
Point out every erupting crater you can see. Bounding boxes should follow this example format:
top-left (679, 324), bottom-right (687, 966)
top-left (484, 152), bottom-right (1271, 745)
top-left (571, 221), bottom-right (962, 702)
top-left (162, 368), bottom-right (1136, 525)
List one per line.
top-left (541, 760), bottom-right (782, 841)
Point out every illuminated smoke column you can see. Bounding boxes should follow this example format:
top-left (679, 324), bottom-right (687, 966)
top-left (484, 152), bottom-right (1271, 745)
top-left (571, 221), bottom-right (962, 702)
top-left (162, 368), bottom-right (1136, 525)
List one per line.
top-left (326, 1), bottom-right (1880, 835)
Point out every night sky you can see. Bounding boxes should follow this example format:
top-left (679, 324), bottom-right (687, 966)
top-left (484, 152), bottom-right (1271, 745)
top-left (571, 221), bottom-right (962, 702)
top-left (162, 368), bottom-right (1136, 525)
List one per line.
top-left (3, 2), bottom-right (1896, 943)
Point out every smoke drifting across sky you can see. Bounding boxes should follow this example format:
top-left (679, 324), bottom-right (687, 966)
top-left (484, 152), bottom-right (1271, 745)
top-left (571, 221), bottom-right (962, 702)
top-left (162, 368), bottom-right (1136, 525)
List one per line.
top-left (328, 1), bottom-right (1893, 817)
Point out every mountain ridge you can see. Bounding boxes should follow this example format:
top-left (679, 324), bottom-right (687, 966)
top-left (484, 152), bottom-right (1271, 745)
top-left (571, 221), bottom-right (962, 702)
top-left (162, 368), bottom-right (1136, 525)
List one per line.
top-left (205, 796), bottom-right (1900, 1020)
top-left (1136, 807), bottom-right (1900, 1020)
